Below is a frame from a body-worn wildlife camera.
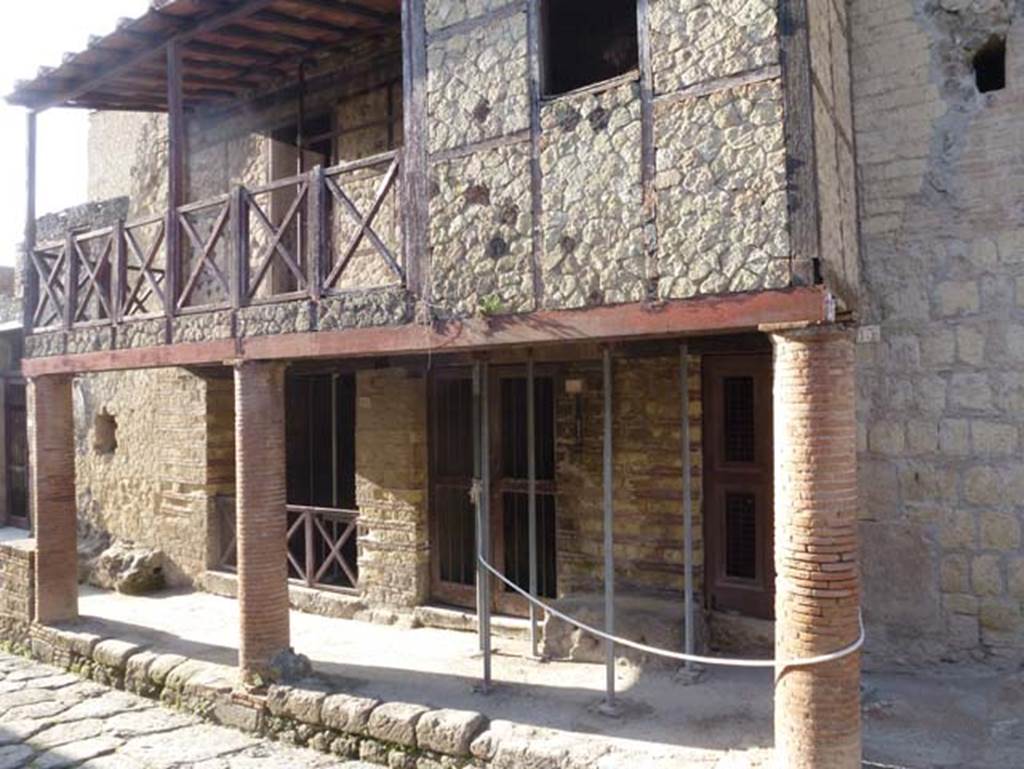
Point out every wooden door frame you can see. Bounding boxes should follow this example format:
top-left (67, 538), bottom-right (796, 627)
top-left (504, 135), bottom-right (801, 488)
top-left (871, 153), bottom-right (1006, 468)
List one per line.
top-left (488, 364), bottom-right (558, 617)
top-left (702, 353), bottom-right (775, 620)
top-left (428, 366), bottom-right (478, 608)
top-left (427, 364), bottom-right (560, 615)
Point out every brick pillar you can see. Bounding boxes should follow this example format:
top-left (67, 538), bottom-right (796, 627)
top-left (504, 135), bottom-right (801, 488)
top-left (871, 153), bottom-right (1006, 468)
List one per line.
top-left (29, 375), bottom-right (77, 624)
top-left (771, 326), bottom-right (860, 769)
top-left (234, 361), bottom-right (289, 681)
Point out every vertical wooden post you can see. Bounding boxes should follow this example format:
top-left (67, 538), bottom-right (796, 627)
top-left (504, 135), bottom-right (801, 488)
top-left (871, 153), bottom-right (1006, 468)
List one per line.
top-left (63, 232), bottom-right (77, 330)
top-left (230, 185), bottom-right (249, 308)
top-left (22, 111), bottom-right (38, 332)
top-left (113, 218), bottom-right (127, 323)
top-left (637, 0), bottom-right (657, 295)
top-left (166, 41), bottom-right (185, 323)
top-left (400, 0), bottom-right (428, 301)
top-left (307, 165), bottom-right (325, 302)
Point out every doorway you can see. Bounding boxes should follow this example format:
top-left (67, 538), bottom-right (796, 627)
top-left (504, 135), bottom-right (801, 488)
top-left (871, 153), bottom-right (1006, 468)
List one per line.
top-left (429, 366), bottom-right (558, 615)
top-left (703, 354), bottom-right (774, 620)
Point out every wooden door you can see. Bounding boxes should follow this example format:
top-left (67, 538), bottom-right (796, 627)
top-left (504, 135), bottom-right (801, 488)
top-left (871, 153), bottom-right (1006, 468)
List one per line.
top-left (429, 367), bottom-right (559, 614)
top-left (429, 370), bottom-right (478, 607)
top-left (703, 354), bottom-right (774, 619)
top-left (491, 369), bottom-right (558, 616)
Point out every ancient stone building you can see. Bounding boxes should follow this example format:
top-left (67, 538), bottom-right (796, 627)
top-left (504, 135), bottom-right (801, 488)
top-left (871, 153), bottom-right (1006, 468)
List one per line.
top-left (2, 0), bottom-right (1022, 766)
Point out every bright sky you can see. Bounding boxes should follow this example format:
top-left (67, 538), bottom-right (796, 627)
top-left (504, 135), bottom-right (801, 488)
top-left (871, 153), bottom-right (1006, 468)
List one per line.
top-left (0, 1), bottom-right (150, 266)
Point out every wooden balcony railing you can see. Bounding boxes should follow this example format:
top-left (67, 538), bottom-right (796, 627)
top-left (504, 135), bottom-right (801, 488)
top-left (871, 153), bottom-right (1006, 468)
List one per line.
top-left (26, 149), bottom-right (403, 334)
top-left (215, 503), bottom-right (360, 594)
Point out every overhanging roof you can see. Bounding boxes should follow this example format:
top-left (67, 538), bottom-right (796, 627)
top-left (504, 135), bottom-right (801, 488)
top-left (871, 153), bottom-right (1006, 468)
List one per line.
top-left (7, 0), bottom-right (401, 112)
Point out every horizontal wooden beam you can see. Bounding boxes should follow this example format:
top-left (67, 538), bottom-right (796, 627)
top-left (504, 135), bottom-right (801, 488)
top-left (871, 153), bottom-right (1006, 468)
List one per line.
top-left (21, 288), bottom-right (833, 377)
top-left (18, 0), bottom-right (281, 110)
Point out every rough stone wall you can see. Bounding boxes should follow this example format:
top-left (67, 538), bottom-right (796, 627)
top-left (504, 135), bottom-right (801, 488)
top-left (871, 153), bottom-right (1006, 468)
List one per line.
top-left (355, 368), bottom-right (430, 610)
top-left (540, 81), bottom-right (646, 308)
top-left (0, 538), bottom-right (34, 626)
top-left (88, 112), bottom-right (168, 220)
top-left (73, 370), bottom-right (226, 587)
top-left (654, 80), bottom-right (790, 298)
top-left (426, 11), bottom-right (529, 154)
top-left (429, 142), bottom-right (534, 316)
top-left (555, 355), bottom-right (703, 598)
top-left (853, 0), bottom-right (1024, 666)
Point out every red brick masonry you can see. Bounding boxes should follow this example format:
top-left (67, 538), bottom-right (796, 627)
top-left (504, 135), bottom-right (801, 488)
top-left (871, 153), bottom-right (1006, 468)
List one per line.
top-left (235, 361), bottom-right (290, 680)
top-left (772, 326), bottom-right (861, 768)
top-left (29, 375), bottom-right (78, 624)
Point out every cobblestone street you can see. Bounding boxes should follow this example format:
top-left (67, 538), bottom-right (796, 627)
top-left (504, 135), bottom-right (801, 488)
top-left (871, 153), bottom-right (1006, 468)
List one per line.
top-left (0, 653), bottom-right (375, 769)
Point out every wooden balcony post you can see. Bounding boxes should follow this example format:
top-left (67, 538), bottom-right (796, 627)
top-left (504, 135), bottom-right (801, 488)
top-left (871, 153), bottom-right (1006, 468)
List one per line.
top-left (63, 231), bottom-right (77, 330)
top-left (113, 218), bottom-right (127, 323)
top-left (400, 0), bottom-right (428, 300)
top-left (166, 41), bottom-right (185, 323)
top-left (230, 185), bottom-right (249, 308)
top-left (307, 165), bottom-right (325, 302)
top-left (23, 111), bottom-right (38, 332)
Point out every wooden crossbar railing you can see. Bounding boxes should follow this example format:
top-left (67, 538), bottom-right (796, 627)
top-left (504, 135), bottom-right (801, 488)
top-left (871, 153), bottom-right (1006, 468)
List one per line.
top-left (216, 503), bottom-right (360, 593)
top-left (25, 149), bottom-right (404, 333)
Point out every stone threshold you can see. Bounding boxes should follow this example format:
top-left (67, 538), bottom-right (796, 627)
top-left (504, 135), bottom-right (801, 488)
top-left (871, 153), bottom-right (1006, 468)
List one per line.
top-left (9, 620), bottom-right (626, 769)
top-left (201, 570), bottom-right (531, 642)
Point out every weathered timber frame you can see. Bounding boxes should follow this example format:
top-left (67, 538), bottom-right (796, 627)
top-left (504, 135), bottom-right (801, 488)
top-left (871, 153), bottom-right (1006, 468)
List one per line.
top-left (778, 0), bottom-right (822, 286)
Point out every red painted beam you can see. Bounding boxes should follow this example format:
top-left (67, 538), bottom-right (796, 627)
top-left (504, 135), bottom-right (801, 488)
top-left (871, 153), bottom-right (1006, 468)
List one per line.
top-left (22, 287), bottom-right (832, 376)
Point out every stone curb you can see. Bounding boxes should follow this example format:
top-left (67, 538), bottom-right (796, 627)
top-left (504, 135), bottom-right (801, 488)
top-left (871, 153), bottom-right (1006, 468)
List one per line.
top-left (8, 620), bottom-right (492, 769)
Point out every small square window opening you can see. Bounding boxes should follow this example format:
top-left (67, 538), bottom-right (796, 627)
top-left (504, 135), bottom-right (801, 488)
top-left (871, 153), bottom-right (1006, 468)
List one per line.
top-left (542, 0), bottom-right (639, 97)
top-left (973, 35), bottom-right (1006, 94)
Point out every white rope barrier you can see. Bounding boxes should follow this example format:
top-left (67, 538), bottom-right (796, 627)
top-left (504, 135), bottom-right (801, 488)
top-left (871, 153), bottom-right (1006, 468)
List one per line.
top-left (479, 556), bottom-right (865, 672)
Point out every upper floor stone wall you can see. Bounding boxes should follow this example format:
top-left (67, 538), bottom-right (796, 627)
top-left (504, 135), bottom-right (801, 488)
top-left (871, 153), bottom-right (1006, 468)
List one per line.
top-left (73, 1), bottom-right (857, 334)
top-left (423, 0), bottom-right (797, 315)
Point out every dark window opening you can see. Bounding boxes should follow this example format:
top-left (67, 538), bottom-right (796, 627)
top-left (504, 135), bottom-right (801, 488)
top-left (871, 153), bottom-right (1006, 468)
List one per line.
top-left (5, 383), bottom-right (28, 529)
top-left (93, 410), bottom-right (118, 455)
top-left (285, 373), bottom-right (358, 589)
top-left (974, 35), bottom-right (1006, 93)
top-left (542, 0), bottom-right (639, 96)
top-left (722, 376), bottom-right (756, 463)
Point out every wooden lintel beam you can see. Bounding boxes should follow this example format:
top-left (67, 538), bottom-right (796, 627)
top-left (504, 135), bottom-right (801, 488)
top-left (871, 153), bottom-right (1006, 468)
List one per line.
top-left (21, 288), bottom-right (834, 376)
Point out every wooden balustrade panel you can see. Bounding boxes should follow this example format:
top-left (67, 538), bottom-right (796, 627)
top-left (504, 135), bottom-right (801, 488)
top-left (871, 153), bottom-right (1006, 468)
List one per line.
top-left (324, 152), bottom-right (404, 293)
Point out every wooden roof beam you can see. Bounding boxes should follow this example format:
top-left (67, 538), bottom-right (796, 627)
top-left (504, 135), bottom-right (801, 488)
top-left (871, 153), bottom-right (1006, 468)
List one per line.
top-left (16, 0), bottom-right (281, 111)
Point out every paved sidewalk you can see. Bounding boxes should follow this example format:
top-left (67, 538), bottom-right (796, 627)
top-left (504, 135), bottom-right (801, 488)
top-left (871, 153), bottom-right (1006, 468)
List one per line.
top-left (0, 653), bottom-right (375, 769)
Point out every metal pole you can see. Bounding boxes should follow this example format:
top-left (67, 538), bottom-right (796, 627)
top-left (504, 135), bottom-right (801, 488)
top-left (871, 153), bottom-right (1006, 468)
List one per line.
top-left (527, 355), bottom-right (539, 657)
top-left (602, 348), bottom-right (616, 708)
top-left (473, 363), bottom-right (484, 652)
top-left (481, 361), bottom-right (493, 690)
top-left (681, 344), bottom-right (695, 666)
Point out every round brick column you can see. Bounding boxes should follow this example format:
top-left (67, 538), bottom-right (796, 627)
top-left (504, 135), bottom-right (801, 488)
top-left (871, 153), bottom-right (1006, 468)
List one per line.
top-left (771, 326), bottom-right (861, 769)
top-left (28, 375), bottom-right (77, 624)
top-left (234, 361), bottom-right (290, 682)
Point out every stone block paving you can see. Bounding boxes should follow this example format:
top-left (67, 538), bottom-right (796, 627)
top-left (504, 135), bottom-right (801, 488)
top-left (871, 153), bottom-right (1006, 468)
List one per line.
top-left (0, 653), bottom-right (377, 769)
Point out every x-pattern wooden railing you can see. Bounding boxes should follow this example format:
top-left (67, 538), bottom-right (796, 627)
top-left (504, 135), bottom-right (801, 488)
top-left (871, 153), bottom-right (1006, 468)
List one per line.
top-left (324, 152), bottom-right (404, 290)
top-left (29, 242), bottom-right (67, 329)
top-left (177, 195), bottom-right (232, 310)
top-left (286, 505), bottom-right (359, 590)
top-left (24, 149), bottom-right (404, 333)
top-left (71, 227), bottom-right (116, 323)
top-left (122, 216), bottom-right (167, 318)
top-left (245, 175), bottom-right (310, 300)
